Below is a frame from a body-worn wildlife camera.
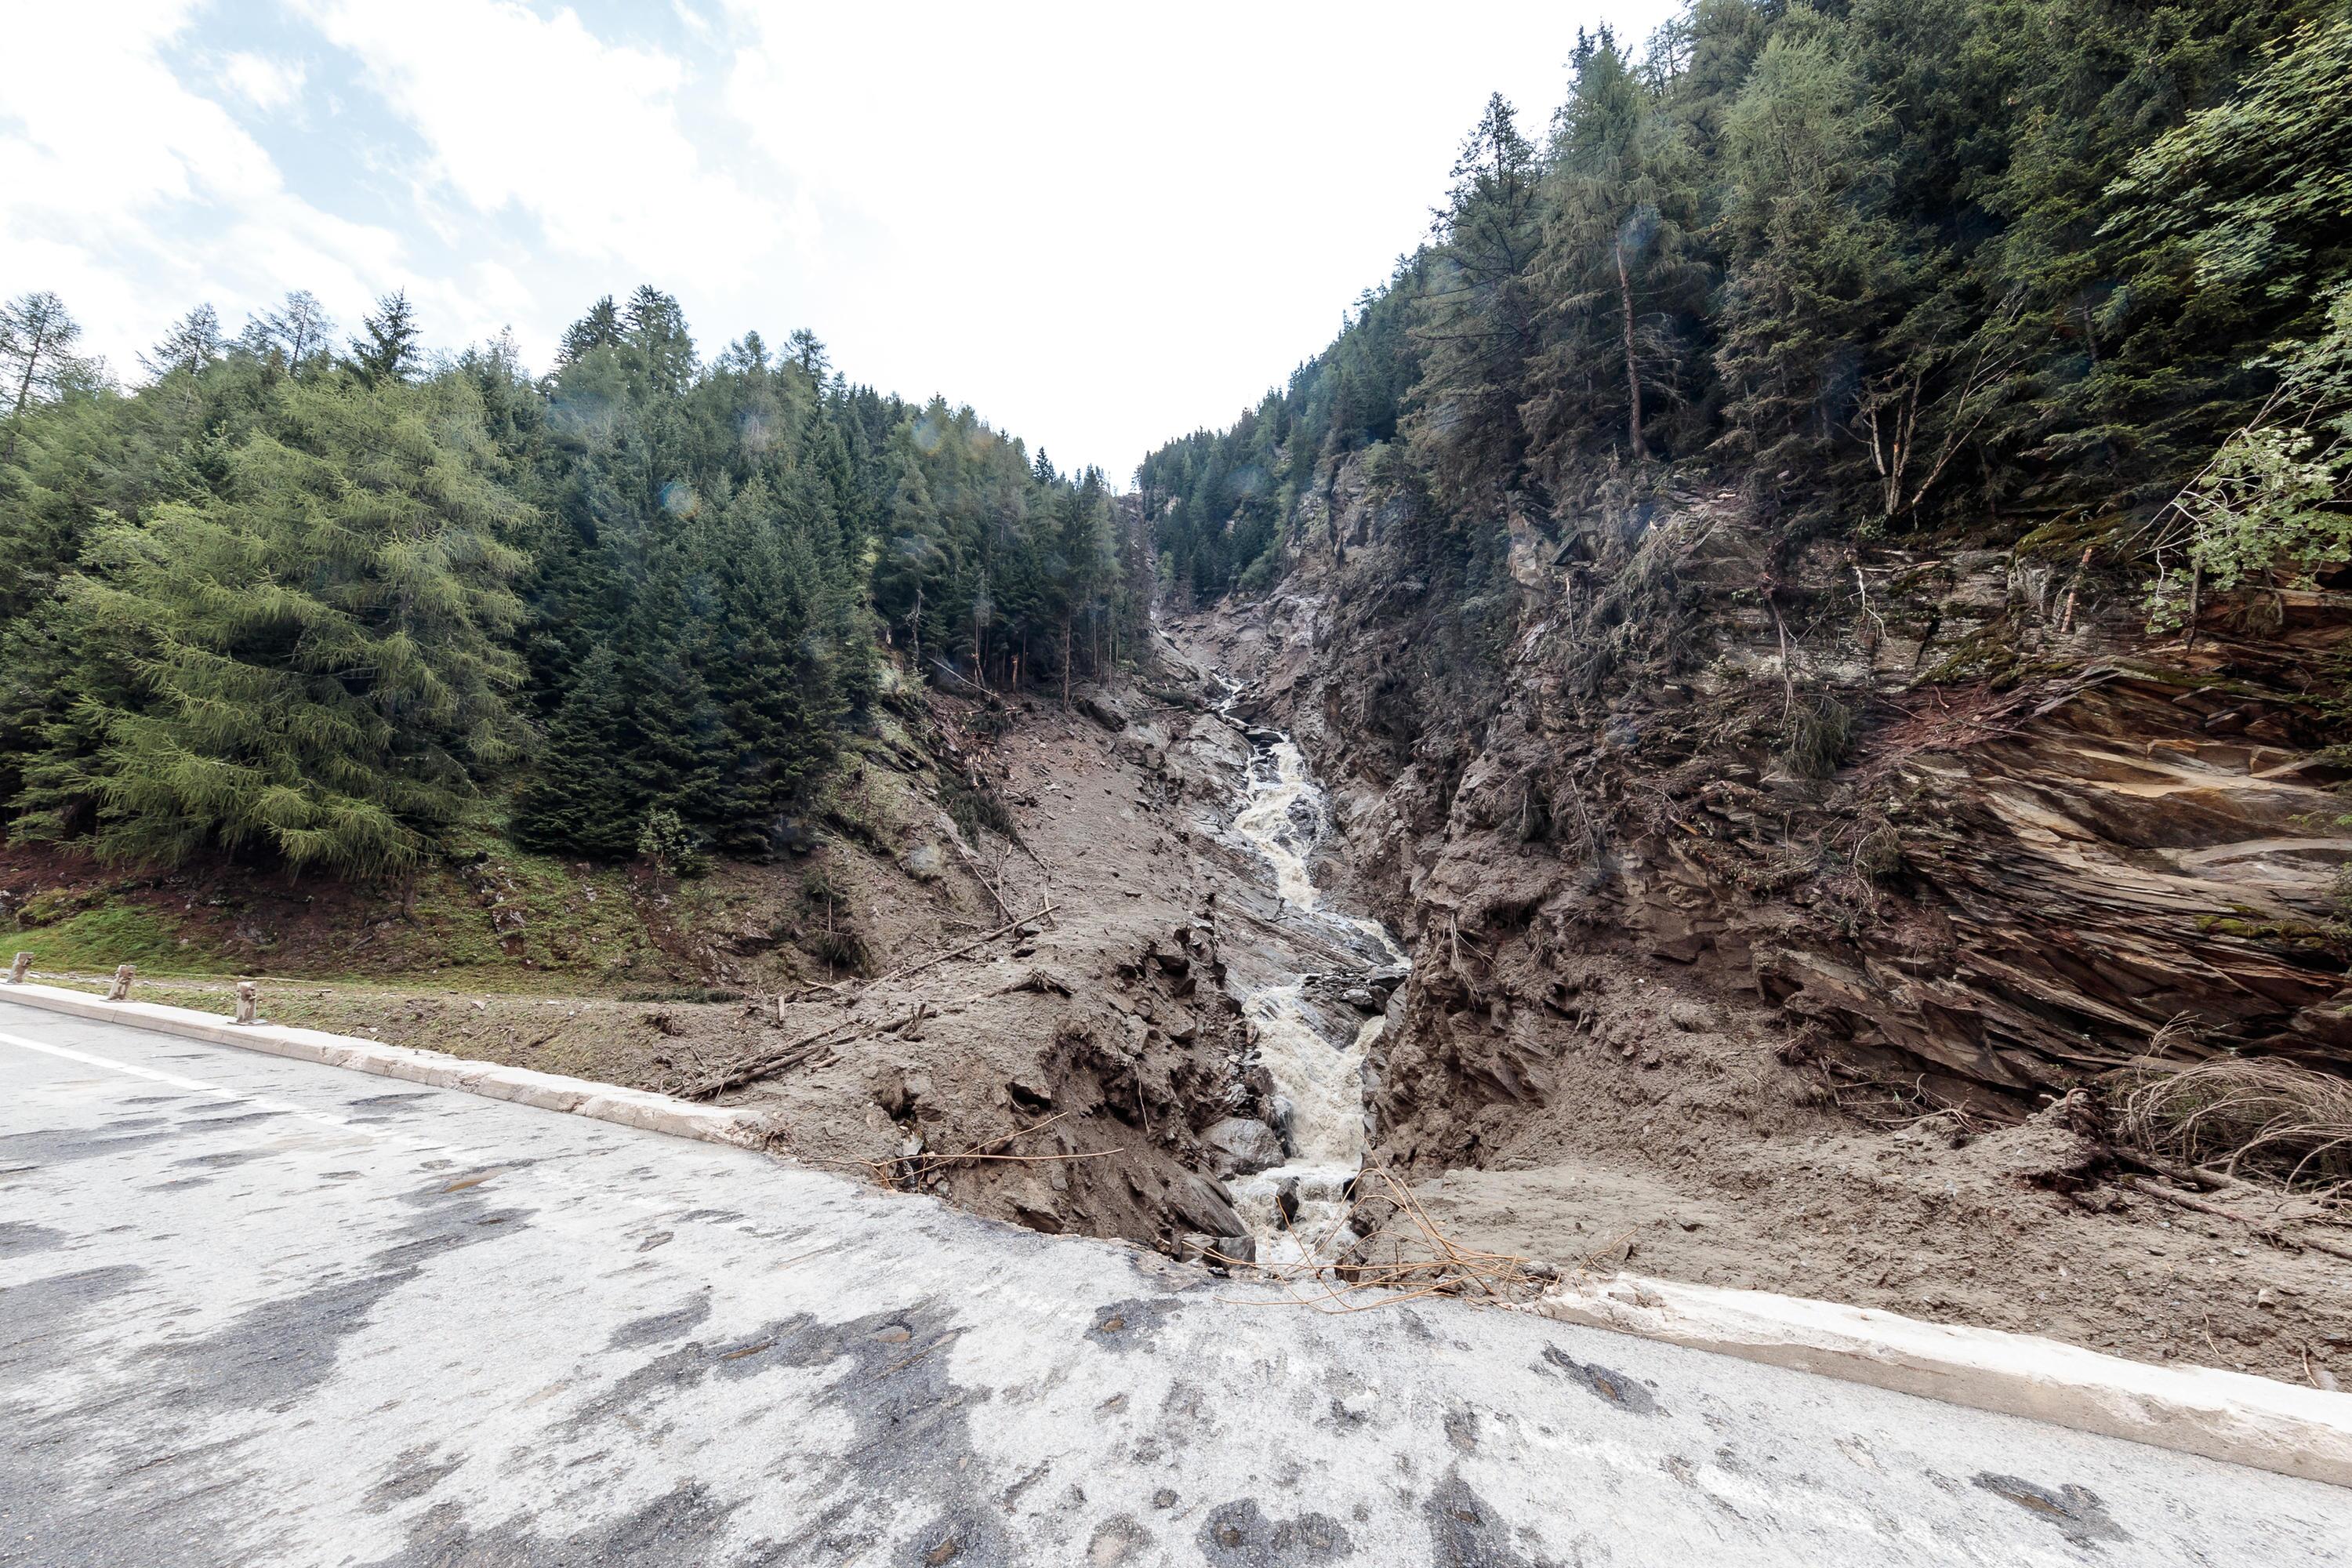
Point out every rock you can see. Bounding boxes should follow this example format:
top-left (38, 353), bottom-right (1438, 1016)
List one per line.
top-left (1169, 1172), bottom-right (1244, 1237)
top-left (1202, 1116), bottom-right (1284, 1176)
top-left (1179, 1232), bottom-right (1257, 1273)
top-left (1667, 1000), bottom-right (1712, 1032)
top-left (1012, 1201), bottom-right (1064, 1235)
top-left (1073, 685), bottom-right (1130, 732)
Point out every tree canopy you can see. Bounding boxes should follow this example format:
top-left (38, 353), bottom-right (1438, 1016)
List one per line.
top-left (0, 285), bottom-right (1141, 877)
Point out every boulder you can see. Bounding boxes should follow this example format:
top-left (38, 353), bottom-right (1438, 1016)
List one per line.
top-left (1202, 1116), bottom-right (1283, 1177)
top-left (1168, 1171), bottom-right (1244, 1237)
top-left (1073, 684), bottom-right (1131, 732)
top-left (1178, 1232), bottom-right (1257, 1274)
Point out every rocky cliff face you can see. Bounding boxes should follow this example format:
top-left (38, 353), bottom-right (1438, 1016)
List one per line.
top-left (1193, 458), bottom-right (2352, 1157)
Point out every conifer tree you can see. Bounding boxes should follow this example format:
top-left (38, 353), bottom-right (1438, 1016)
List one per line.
top-left (16, 374), bottom-right (529, 873)
top-left (348, 292), bottom-right (422, 386)
top-left (1524, 29), bottom-right (1704, 471)
top-left (1406, 94), bottom-right (1545, 506)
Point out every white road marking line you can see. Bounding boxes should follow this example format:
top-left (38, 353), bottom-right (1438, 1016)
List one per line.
top-left (0, 1027), bottom-right (407, 1143)
top-left (0, 1025), bottom-right (751, 1231)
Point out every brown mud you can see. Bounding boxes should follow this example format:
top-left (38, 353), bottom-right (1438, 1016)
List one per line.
top-left (1167, 455), bottom-right (2352, 1386)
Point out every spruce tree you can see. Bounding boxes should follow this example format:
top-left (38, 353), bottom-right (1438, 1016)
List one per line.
top-left (348, 292), bottom-right (422, 387)
top-left (16, 374), bottom-right (529, 874)
top-left (513, 642), bottom-right (637, 858)
top-left (1406, 94), bottom-right (1545, 507)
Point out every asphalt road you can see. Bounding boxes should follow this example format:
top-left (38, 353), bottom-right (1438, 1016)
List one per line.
top-left (3, 1000), bottom-right (2345, 1566)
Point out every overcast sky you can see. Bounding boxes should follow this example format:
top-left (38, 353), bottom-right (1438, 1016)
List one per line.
top-left (3, 0), bottom-right (1683, 482)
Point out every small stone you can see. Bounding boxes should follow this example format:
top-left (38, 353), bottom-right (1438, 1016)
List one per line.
top-left (1178, 1232), bottom-right (1255, 1275)
top-left (2256, 1287), bottom-right (2277, 1309)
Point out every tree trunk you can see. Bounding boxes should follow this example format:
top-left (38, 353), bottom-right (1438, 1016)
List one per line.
top-left (1616, 236), bottom-right (1642, 457)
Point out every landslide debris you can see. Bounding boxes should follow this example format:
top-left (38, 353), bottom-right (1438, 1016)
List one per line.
top-left (1176, 454), bottom-right (2352, 1379)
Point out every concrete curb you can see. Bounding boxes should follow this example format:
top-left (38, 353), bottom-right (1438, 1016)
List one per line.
top-left (1537, 1271), bottom-right (2352, 1488)
top-left (9, 979), bottom-right (2347, 1488)
top-left (0, 982), bottom-right (771, 1152)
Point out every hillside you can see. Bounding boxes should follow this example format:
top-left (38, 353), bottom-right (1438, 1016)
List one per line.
top-left (5, 0), bottom-right (2350, 1388)
top-left (1133, 0), bottom-right (2352, 1378)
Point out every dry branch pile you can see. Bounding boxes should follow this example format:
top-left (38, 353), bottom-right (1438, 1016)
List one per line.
top-left (2116, 1051), bottom-right (2352, 1190)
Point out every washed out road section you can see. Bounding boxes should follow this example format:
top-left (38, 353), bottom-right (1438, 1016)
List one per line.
top-left (1, 1000), bottom-right (2343, 1567)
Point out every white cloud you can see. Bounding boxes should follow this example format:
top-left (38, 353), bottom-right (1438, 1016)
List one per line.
top-left (299, 0), bottom-right (797, 288)
top-left (220, 51), bottom-right (307, 113)
top-left (8, 0), bottom-right (1689, 470)
top-left (0, 0), bottom-right (405, 379)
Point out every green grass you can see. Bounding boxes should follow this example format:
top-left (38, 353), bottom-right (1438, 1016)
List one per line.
top-left (6, 906), bottom-right (212, 972)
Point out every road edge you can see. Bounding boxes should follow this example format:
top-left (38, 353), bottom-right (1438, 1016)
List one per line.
top-left (0, 981), bottom-right (770, 1151)
top-left (9, 978), bottom-right (2346, 1490)
top-left (1536, 1272), bottom-right (2352, 1488)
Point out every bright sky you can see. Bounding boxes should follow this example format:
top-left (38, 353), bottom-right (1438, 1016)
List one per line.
top-left (2, 0), bottom-right (1683, 482)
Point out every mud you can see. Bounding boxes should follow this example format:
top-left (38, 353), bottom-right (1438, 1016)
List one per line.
top-left (1167, 468), bottom-right (2352, 1385)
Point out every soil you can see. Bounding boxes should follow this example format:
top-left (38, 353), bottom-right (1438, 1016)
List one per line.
top-left (8, 674), bottom-right (1312, 1258)
top-left (1169, 604), bottom-right (2352, 1388)
top-left (15, 608), bottom-right (2348, 1389)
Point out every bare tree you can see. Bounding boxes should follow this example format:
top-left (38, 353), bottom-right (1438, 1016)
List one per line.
top-left (2, 291), bottom-right (86, 422)
top-left (241, 289), bottom-right (336, 370)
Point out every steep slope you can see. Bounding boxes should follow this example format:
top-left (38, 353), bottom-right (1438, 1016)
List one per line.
top-left (1175, 457), bottom-right (2352, 1378)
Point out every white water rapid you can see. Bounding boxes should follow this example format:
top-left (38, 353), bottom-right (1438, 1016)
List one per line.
top-left (1215, 695), bottom-right (1410, 1269)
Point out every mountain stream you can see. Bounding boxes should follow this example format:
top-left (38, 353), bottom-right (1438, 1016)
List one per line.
top-left (1214, 690), bottom-right (1411, 1269)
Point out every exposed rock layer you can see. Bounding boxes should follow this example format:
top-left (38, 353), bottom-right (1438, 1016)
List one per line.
top-left (1190, 461), bottom-right (2352, 1142)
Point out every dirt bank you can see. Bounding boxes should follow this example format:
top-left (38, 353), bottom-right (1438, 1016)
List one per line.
top-left (15, 671), bottom-right (1344, 1259)
top-left (1167, 463), bottom-right (2352, 1385)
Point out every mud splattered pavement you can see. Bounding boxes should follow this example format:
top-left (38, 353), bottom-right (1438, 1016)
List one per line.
top-left (5, 1004), bottom-right (2345, 1566)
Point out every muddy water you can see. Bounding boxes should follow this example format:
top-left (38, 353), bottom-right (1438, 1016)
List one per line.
top-left (1217, 704), bottom-right (1410, 1269)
